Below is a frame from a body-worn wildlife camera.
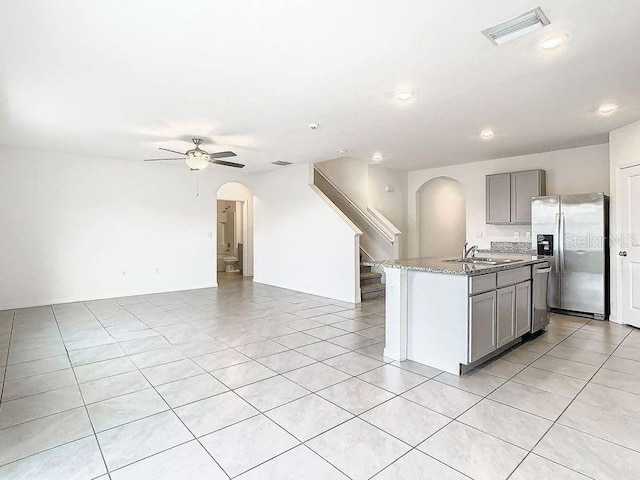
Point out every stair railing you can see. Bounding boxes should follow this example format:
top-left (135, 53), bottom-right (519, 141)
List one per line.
top-left (313, 167), bottom-right (402, 261)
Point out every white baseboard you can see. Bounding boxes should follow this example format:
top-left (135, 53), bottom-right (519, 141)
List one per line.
top-left (0, 283), bottom-right (218, 311)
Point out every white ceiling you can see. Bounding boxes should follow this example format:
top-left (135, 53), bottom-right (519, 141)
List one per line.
top-left (1, 0), bottom-right (639, 172)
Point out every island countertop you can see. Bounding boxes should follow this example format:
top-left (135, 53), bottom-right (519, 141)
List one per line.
top-left (364, 253), bottom-right (548, 276)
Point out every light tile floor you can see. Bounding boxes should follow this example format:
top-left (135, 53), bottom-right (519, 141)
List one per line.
top-left (1, 275), bottom-right (640, 479)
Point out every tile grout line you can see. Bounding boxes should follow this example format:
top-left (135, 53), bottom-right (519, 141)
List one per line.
top-left (0, 310), bottom-right (16, 403)
top-left (158, 309), bottom-right (392, 479)
top-left (503, 320), bottom-right (635, 480)
top-left (9, 295), bottom-right (627, 479)
top-left (48, 304), bottom-right (112, 480)
top-left (88, 305), bottom-right (256, 478)
top-left (83, 299), bottom-right (239, 478)
top-left (81, 300), bottom-right (404, 480)
top-left (373, 317), bottom-right (629, 480)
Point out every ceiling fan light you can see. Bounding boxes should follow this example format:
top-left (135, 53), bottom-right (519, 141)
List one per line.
top-left (185, 155), bottom-right (209, 170)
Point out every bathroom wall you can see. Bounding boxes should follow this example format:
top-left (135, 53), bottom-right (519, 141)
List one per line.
top-left (217, 181), bottom-right (254, 276)
top-left (217, 200), bottom-right (237, 255)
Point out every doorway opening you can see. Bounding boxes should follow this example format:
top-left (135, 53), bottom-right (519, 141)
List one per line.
top-left (417, 177), bottom-right (466, 257)
top-left (216, 182), bottom-right (253, 285)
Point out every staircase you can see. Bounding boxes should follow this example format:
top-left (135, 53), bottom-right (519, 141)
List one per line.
top-left (360, 264), bottom-right (385, 300)
top-left (313, 166), bottom-right (399, 303)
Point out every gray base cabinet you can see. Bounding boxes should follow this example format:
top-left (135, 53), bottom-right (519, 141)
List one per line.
top-left (468, 268), bottom-right (533, 364)
top-left (469, 291), bottom-right (497, 363)
top-left (515, 281), bottom-right (532, 337)
top-left (496, 286), bottom-right (516, 348)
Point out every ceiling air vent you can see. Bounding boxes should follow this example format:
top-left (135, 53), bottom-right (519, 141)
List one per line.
top-left (482, 7), bottom-right (550, 45)
top-left (271, 160), bottom-right (293, 166)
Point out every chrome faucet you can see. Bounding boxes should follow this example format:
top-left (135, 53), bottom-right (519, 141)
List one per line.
top-left (462, 242), bottom-right (478, 259)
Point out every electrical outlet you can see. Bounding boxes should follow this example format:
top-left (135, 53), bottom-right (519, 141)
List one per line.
top-left (122, 270), bottom-right (127, 276)
top-left (155, 267), bottom-right (160, 275)
top-left (207, 232), bottom-right (213, 239)
top-left (526, 231), bottom-right (531, 239)
top-left (514, 232), bottom-right (520, 239)
top-left (476, 232), bottom-right (483, 238)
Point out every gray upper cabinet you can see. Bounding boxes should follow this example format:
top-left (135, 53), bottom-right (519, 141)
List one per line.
top-left (486, 174), bottom-right (511, 224)
top-left (486, 169), bottom-right (546, 225)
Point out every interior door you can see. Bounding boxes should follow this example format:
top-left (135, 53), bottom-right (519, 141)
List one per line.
top-left (560, 193), bottom-right (606, 315)
top-left (619, 165), bottom-right (640, 327)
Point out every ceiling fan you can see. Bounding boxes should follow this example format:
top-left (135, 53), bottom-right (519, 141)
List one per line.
top-left (144, 137), bottom-right (244, 170)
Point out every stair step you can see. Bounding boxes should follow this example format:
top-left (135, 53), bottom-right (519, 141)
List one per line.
top-left (360, 264), bottom-right (371, 274)
top-left (360, 272), bottom-right (381, 280)
top-left (360, 271), bottom-right (382, 286)
top-left (361, 283), bottom-right (386, 300)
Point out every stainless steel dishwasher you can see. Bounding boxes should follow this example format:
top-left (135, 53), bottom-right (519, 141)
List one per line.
top-left (532, 262), bottom-right (551, 333)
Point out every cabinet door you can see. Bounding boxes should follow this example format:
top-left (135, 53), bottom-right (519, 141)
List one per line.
top-left (496, 286), bottom-right (516, 348)
top-left (469, 291), bottom-right (497, 363)
top-left (486, 174), bottom-right (511, 224)
top-left (511, 170), bottom-right (545, 224)
top-left (515, 281), bottom-right (532, 337)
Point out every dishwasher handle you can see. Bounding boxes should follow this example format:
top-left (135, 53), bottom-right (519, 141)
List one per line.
top-left (536, 267), bottom-right (552, 274)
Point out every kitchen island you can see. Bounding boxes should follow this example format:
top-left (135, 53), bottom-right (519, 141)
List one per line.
top-left (365, 254), bottom-right (548, 375)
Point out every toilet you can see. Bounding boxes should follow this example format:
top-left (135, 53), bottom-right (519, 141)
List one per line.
top-left (223, 256), bottom-right (238, 273)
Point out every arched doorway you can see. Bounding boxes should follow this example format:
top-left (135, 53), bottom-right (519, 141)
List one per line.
top-left (216, 182), bottom-right (253, 283)
top-left (417, 177), bottom-right (466, 257)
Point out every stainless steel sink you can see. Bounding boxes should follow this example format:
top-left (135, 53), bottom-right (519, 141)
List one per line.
top-left (443, 257), bottom-right (525, 265)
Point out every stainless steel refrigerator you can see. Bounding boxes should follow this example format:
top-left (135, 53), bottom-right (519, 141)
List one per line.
top-left (531, 193), bottom-right (609, 319)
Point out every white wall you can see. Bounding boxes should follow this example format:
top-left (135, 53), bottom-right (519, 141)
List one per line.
top-left (368, 164), bottom-right (408, 255)
top-left (417, 177), bottom-right (466, 257)
top-left (609, 119), bottom-right (640, 323)
top-left (253, 163), bottom-right (361, 303)
top-left (315, 157), bottom-right (369, 209)
top-left (217, 182), bottom-right (254, 276)
top-left (315, 157), bottom-right (407, 256)
top-left (407, 144), bottom-right (610, 256)
top-left (0, 146), bottom-right (249, 310)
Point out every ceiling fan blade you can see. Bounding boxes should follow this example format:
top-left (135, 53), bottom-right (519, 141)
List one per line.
top-left (144, 158), bottom-right (186, 161)
top-left (159, 147), bottom-right (186, 156)
top-left (210, 159), bottom-right (245, 168)
top-left (209, 151), bottom-right (237, 159)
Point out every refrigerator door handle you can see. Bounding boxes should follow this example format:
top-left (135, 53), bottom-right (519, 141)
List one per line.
top-left (560, 213), bottom-right (566, 273)
top-left (554, 213), bottom-right (561, 273)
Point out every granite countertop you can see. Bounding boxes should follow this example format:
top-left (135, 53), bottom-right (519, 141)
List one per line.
top-left (364, 253), bottom-right (548, 276)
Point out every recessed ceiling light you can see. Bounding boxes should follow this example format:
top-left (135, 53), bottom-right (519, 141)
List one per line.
top-left (396, 91), bottom-right (414, 101)
top-left (338, 149), bottom-right (348, 155)
top-left (598, 103), bottom-right (618, 114)
top-left (480, 129), bottom-right (494, 139)
top-left (541, 35), bottom-right (566, 50)
top-left (372, 152), bottom-right (384, 162)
